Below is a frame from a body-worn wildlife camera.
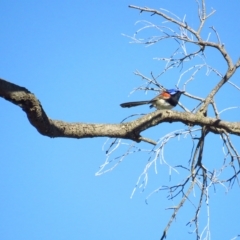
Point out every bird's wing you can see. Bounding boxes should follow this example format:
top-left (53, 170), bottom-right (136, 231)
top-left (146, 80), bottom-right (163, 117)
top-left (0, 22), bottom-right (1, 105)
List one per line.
top-left (150, 92), bottom-right (171, 102)
top-left (159, 92), bottom-right (171, 99)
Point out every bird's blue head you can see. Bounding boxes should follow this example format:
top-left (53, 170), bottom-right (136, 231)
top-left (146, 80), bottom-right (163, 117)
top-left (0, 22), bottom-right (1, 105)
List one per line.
top-left (166, 89), bottom-right (184, 95)
top-left (166, 89), bottom-right (178, 95)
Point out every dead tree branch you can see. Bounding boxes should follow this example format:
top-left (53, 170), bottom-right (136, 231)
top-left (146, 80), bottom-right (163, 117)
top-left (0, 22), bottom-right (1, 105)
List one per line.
top-left (1, 78), bottom-right (240, 144)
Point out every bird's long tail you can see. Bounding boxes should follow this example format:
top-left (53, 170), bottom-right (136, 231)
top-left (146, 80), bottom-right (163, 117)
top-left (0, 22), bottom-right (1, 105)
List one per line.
top-left (120, 101), bottom-right (150, 108)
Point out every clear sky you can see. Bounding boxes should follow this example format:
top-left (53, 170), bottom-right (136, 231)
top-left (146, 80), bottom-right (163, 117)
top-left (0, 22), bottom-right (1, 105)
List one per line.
top-left (1, 0), bottom-right (240, 239)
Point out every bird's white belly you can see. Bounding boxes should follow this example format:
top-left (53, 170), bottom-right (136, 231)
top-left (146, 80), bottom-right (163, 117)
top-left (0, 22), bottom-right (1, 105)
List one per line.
top-left (154, 99), bottom-right (173, 110)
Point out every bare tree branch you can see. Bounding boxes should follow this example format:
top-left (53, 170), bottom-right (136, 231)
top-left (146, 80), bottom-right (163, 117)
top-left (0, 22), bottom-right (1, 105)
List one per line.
top-left (2, 1), bottom-right (240, 239)
top-left (1, 78), bottom-right (240, 143)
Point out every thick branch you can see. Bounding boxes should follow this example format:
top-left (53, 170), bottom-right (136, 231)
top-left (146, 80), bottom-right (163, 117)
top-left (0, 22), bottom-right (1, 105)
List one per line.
top-left (1, 79), bottom-right (240, 144)
top-left (0, 78), bottom-right (138, 140)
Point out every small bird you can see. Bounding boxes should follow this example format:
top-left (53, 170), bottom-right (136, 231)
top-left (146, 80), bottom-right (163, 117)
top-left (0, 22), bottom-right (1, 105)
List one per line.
top-left (120, 89), bottom-right (184, 110)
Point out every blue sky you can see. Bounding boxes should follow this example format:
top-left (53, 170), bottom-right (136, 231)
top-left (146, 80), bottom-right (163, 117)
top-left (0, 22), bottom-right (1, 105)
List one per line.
top-left (1, 1), bottom-right (240, 239)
